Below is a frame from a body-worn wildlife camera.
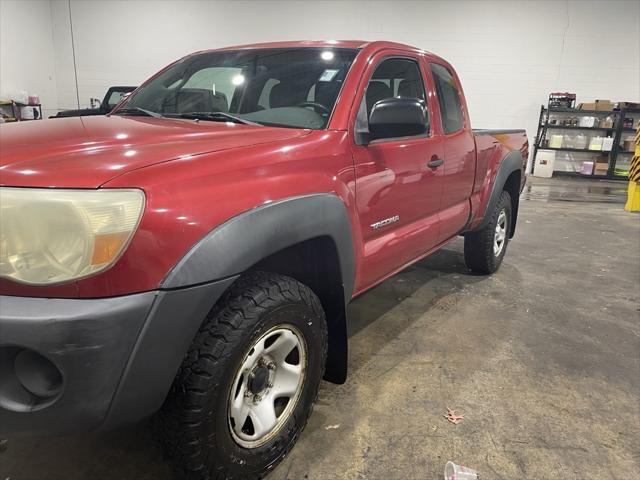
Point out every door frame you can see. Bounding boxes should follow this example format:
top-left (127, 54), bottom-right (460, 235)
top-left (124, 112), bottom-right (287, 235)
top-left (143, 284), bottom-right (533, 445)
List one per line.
top-left (347, 49), bottom-right (447, 294)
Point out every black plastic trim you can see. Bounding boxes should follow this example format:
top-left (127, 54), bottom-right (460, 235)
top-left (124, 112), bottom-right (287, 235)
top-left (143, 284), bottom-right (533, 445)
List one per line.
top-left (102, 277), bottom-right (237, 429)
top-left (0, 278), bottom-right (237, 436)
top-left (369, 98), bottom-right (428, 141)
top-left (162, 194), bottom-right (356, 303)
top-left (470, 150), bottom-right (523, 233)
top-left (472, 129), bottom-right (526, 135)
top-left (0, 292), bottom-right (156, 435)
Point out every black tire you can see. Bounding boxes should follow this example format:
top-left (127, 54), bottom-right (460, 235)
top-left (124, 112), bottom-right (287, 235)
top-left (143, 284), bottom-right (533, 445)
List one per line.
top-left (464, 190), bottom-right (512, 274)
top-left (158, 272), bottom-right (327, 480)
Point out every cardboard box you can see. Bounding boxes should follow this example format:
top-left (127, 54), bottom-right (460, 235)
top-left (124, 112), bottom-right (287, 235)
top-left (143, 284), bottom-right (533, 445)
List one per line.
top-left (618, 102), bottom-right (639, 110)
top-left (578, 100), bottom-right (616, 111)
top-left (593, 155), bottom-right (609, 175)
top-left (595, 100), bottom-right (615, 111)
top-left (599, 117), bottom-right (614, 128)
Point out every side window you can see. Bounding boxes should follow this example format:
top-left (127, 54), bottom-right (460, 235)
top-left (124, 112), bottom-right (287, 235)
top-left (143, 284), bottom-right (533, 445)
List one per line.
top-left (365, 58), bottom-right (426, 117)
top-left (430, 63), bottom-right (464, 133)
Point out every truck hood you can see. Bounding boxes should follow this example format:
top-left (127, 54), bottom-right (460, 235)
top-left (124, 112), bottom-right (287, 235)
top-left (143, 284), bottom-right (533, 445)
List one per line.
top-left (0, 115), bottom-right (310, 188)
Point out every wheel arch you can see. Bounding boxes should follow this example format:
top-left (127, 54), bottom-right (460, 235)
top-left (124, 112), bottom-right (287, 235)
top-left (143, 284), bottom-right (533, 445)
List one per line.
top-left (247, 236), bottom-right (349, 384)
top-left (502, 169), bottom-right (521, 238)
top-left (470, 150), bottom-right (523, 237)
top-left (161, 193), bottom-right (355, 384)
top-left (102, 195), bottom-right (354, 430)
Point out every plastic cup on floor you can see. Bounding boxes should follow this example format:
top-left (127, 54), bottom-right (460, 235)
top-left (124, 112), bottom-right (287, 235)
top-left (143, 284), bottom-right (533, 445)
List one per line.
top-left (444, 461), bottom-right (479, 480)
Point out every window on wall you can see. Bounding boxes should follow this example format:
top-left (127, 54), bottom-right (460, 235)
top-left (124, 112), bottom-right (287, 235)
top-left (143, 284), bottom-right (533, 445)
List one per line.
top-left (430, 63), bottom-right (464, 133)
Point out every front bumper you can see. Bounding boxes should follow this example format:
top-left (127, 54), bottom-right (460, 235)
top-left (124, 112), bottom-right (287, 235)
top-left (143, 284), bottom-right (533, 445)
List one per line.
top-left (0, 277), bottom-right (236, 436)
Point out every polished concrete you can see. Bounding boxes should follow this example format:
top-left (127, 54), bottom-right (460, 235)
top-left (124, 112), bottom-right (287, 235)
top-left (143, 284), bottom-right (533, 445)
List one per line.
top-left (1, 176), bottom-right (638, 480)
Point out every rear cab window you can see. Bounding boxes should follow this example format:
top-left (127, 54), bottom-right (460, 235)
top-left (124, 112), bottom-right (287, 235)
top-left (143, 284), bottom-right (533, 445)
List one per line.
top-left (430, 63), bottom-right (464, 134)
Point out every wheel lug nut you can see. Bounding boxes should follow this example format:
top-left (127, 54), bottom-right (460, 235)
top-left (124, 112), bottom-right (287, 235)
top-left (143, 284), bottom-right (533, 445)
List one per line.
top-left (248, 372), bottom-right (255, 380)
top-left (267, 362), bottom-right (276, 370)
top-left (267, 382), bottom-right (274, 389)
top-left (253, 394), bottom-right (262, 403)
top-left (244, 391), bottom-right (253, 398)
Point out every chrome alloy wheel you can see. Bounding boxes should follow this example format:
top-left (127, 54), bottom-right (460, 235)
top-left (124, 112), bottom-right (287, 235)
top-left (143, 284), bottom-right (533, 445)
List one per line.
top-left (228, 325), bottom-right (307, 448)
top-left (494, 209), bottom-right (507, 257)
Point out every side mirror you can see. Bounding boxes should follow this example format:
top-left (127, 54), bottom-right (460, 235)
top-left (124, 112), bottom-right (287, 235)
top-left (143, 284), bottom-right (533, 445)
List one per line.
top-left (368, 97), bottom-right (427, 141)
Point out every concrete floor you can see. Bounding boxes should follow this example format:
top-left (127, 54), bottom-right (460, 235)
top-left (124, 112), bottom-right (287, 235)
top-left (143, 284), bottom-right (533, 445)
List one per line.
top-left (1, 176), bottom-right (639, 480)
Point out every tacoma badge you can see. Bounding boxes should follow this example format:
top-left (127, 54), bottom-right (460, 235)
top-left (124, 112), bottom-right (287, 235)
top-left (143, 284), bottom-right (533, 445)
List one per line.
top-left (371, 215), bottom-right (400, 230)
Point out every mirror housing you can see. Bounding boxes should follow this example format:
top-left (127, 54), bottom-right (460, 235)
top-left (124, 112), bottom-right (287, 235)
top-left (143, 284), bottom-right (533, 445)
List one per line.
top-left (368, 97), bottom-right (428, 141)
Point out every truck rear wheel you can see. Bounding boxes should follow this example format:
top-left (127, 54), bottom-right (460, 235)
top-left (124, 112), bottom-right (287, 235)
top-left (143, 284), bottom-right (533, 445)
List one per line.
top-left (158, 272), bottom-right (327, 480)
top-left (464, 190), bottom-right (512, 274)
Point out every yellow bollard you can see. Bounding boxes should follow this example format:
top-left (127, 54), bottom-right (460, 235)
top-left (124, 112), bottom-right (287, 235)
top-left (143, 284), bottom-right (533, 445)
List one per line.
top-left (624, 127), bottom-right (640, 212)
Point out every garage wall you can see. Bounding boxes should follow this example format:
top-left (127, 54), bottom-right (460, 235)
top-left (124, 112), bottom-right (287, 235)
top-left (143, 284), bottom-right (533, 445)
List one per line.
top-left (3, 0), bottom-right (639, 168)
top-left (0, 0), bottom-right (59, 117)
top-left (49, 0), bottom-right (79, 113)
top-left (52, 0), bottom-right (640, 157)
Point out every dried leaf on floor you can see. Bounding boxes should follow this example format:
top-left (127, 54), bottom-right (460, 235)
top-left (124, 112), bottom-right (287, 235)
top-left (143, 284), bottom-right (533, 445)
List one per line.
top-left (444, 407), bottom-right (464, 424)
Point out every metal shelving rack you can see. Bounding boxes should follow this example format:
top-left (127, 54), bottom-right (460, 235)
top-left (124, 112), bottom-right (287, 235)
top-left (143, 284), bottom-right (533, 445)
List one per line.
top-left (0, 100), bottom-right (43, 122)
top-left (532, 105), bottom-right (640, 180)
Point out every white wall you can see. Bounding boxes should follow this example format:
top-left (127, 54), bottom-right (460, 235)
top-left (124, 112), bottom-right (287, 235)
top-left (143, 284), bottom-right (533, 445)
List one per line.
top-left (49, 0), bottom-right (78, 112)
top-left (0, 0), bottom-right (58, 116)
top-left (3, 0), bottom-right (640, 164)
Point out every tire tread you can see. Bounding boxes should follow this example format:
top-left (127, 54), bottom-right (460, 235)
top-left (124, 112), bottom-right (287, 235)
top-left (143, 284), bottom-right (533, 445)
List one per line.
top-left (464, 190), bottom-right (512, 274)
top-left (156, 271), bottom-right (326, 480)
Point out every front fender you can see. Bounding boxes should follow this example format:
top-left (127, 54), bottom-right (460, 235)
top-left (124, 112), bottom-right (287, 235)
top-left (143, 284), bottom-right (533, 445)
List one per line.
top-left (104, 194), bottom-right (356, 427)
top-left (162, 193), bottom-right (356, 303)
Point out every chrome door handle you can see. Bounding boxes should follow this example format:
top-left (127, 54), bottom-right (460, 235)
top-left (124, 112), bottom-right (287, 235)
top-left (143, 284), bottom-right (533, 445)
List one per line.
top-left (427, 157), bottom-right (444, 169)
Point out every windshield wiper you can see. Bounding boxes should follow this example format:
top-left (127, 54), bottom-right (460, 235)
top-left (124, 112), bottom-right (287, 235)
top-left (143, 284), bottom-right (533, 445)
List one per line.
top-left (174, 111), bottom-right (261, 126)
top-left (116, 107), bottom-right (163, 118)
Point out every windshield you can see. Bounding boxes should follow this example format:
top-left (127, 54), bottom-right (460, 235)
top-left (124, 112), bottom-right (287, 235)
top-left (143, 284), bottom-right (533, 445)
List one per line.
top-left (116, 48), bottom-right (358, 129)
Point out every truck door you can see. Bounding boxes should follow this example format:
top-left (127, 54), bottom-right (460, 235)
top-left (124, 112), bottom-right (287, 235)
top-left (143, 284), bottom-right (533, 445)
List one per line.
top-left (428, 63), bottom-right (476, 242)
top-left (351, 53), bottom-right (445, 291)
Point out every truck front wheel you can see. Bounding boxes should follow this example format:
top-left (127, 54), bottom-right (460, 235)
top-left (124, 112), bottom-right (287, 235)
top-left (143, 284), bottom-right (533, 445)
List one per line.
top-left (158, 272), bottom-right (327, 480)
top-left (464, 190), bottom-right (512, 274)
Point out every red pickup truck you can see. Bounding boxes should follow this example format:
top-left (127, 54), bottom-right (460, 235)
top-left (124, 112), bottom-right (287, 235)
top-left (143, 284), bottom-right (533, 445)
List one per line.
top-left (0, 41), bottom-right (527, 479)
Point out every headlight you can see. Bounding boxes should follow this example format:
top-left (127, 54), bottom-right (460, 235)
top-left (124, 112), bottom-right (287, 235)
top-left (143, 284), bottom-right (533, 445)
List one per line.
top-left (0, 188), bottom-right (145, 285)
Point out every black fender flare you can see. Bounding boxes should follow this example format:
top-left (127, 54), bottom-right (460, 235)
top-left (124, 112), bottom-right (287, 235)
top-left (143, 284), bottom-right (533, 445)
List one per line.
top-left (163, 193), bottom-right (355, 384)
top-left (104, 194), bottom-right (356, 429)
top-left (161, 193), bottom-right (355, 302)
top-left (472, 150), bottom-right (523, 236)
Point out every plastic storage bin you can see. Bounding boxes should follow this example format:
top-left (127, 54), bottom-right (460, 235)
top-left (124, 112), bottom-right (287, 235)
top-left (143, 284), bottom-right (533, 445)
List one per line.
top-left (574, 134), bottom-right (588, 149)
top-left (549, 135), bottom-right (563, 148)
top-left (533, 150), bottom-right (556, 178)
top-left (588, 136), bottom-right (604, 150)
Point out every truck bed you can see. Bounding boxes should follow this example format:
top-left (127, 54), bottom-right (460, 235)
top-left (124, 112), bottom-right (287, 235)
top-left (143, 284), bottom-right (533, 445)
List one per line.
top-left (472, 129), bottom-right (529, 204)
